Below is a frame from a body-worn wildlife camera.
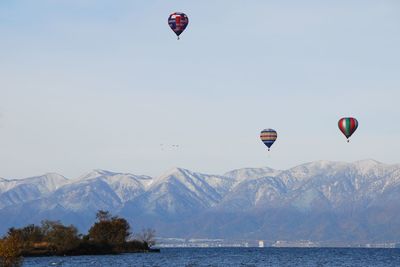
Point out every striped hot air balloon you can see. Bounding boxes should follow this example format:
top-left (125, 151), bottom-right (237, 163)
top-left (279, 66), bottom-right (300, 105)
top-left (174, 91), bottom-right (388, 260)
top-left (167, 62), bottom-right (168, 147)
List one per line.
top-left (338, 117), bottom-right (358, 142)
top-left (168, 12), bottom-right (189, 40)
top-left (260, 129), bottom-right (277, 151)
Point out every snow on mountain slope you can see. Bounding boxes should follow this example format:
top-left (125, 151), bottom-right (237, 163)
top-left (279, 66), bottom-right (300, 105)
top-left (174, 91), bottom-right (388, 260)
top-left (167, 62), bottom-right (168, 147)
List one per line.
top-left (0, 170), bottom-right (152, 211)
top-left (32, 170), bottom-right (155, 212)
top-left (0, 173), bottom-right (68, 208)
top-left (121, 168), bottom-right (236, 219)
top-left (285, 160), bottom-right (400, 208)
top-left (151, 168), bottom-right (233, 196)
top-left (43, 178), bottom-right (123, 212)
top-left (2, 160), bottom-right (399, 214)
top-left (2, 160), bottom-right (400, 241)
top-left (224, 167), bottom-right (281, 182)
top-left (76, 169), bottom-right (152, 202)
top-left (216, 160), bottom-right (400, 214)
top-left (0, 173), bottom-right (68, 193)
top-left (218, 176), bottom-right (287, 211)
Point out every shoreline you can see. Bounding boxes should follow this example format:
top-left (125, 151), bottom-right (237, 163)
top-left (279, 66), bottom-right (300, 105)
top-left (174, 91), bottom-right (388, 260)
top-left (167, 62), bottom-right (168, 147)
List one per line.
top-left (21, 248), bottom-right (160, 258)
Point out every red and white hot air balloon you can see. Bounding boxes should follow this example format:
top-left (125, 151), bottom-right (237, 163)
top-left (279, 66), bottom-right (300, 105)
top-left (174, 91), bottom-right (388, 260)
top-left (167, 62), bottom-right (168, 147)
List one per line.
top-left (168, 12), bottom-right (189, 40)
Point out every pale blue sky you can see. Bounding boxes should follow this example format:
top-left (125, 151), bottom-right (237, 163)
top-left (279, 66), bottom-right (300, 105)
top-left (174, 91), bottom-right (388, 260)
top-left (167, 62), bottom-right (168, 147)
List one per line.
top-left (1, 1), bottom-right (399, 179)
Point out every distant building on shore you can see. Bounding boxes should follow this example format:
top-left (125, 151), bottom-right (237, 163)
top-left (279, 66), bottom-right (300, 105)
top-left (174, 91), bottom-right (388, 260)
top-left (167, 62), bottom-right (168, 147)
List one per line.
top-left (258, 241), bottom-right (264, 248)
top-left (272, 240), bottom-right (318, 248)
top-left (366, 243), bottom-right (396, 248)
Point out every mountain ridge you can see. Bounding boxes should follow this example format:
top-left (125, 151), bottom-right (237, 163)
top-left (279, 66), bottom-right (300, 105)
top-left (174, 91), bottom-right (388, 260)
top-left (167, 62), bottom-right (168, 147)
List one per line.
top-left (1, 159), bottom-right (400, 243)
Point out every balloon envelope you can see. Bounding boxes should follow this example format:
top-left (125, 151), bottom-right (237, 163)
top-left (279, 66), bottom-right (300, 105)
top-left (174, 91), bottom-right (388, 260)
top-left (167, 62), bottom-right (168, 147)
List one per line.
top-left (168, 12), bottom-right (189, 38)
top-left (338, 117), bottom-right (358, 140)
top-left (260, 129), bottom-right (277, 151)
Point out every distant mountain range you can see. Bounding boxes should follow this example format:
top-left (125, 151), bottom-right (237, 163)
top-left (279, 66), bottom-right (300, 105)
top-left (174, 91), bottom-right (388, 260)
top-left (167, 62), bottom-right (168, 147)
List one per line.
top-left (1, 159), bottom-right (400, 244)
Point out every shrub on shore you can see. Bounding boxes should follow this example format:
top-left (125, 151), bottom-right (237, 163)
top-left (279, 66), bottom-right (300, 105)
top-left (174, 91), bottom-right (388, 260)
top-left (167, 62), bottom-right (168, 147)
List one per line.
top-left (0, 210), bottom-right (156, 261)
top-left (0, 234), bottom-right (23, 267)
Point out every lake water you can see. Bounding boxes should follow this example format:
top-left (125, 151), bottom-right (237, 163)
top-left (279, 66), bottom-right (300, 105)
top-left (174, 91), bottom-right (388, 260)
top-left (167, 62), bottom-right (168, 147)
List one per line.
top-left (23, 247), bottom-right (400, 266)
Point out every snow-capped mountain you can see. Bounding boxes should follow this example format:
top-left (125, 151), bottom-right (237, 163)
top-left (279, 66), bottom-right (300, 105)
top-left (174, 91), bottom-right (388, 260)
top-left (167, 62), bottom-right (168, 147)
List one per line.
top-left (224, 167), bottom-right (281, 182)
top-left (121, 168), bottom-right (235, 220)
top-left (75, 169), bottom-right (152, 202)
top-left (0, 173), bottom-right (68, 209)
top-left (1, 160), bottom-right (400, 243)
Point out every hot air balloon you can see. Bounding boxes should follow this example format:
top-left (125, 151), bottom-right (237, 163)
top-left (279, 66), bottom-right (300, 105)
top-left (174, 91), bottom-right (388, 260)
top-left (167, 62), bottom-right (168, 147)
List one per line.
top-left (260, 129), bottom-right (277, 151)
top-left (338, 117), bottom-right (358, 142)
top-left (168, 12), bottom-right (189, 40)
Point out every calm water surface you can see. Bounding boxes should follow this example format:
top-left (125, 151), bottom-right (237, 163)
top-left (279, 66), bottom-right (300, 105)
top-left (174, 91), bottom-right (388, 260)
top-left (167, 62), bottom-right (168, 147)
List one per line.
top-left (23, 247), bottom-right (400, 267)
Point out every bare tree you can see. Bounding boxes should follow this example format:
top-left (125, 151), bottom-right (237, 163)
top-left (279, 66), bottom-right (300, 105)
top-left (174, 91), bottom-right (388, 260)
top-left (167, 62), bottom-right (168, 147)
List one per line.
top-left (96, 210), bottom-right (112, 222)
top-left (136, 228), bottom-right (156, 247)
